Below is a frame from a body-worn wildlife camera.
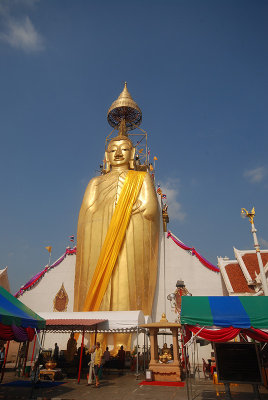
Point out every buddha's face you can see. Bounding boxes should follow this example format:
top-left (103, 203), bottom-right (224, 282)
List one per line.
top-left (107, 139), bottom-right (133, 167)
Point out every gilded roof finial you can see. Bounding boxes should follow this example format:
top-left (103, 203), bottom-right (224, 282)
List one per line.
top-left (107, 82), bottom-right (142, 131)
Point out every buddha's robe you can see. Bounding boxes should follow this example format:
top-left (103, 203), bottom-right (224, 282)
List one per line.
top-left (74, 169), bottom-right (160, 315)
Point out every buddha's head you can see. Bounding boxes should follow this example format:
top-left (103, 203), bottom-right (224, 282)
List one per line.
top-left (105, 136), bottom-right (135, 171)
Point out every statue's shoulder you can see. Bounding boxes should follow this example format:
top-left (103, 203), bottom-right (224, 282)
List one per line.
top-left (86, 174), bottom-right (106, 187)
top-left (87, 175), bottom-right (101, 185)
top-left (82, 176), bottom-right (102, 203)
top-left (85, 172), bottom-right (119, 191)
top-left (143, 171), bottom-right (156, 186)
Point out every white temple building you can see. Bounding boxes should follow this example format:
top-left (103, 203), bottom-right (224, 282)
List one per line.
top-left (17, 232), bottom-right (224, 322)
top-left (9, 84), bottom-right (268, 367)
top-left (14, 226), bottom-right (268, 360)
top-left (16, 216), bottom-right (224, 358)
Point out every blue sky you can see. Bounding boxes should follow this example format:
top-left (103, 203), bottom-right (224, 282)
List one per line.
top-left (0, 0), bottom-right (267, 293)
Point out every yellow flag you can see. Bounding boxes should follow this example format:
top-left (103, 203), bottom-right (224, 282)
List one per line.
top-left (45, 246), bottom-right (52, 254)
top-left (138, 148), bottom-right (144, 154)
top-left (153, 156), bottom-right (158, 161)
top-left (149, 164), bottom-right (154, 171)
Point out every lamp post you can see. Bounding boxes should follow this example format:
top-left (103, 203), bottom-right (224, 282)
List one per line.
top-left (241, 207), bottom-right (268, 296)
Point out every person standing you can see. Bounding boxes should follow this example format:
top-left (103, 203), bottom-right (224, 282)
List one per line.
top-left (117, 345), bottom-right (125, 375)
top-left (94, 342), bottom-right (103, 388)
top-left (53, 343), bottom-right (59, 362)
top-left (87, 346), bottom-right (96, 385)
top-left (103, 347), bottom-right (110, 374)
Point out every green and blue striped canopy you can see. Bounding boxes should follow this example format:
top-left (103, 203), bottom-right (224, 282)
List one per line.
top-left (0, 286), bottom-right (45, 329)
top-left (181, 296), bottom-right (268, 329)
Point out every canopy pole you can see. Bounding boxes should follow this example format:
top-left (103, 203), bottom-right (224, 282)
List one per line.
top-left (146, 331), bottom-right (149, 368)
top-left (40, 329), bottom-right (46, 350)
top-left (30, 334), bottom-right (37, 367)
top-left (22, 341), bottom-right (30, 376)
top-left (78, 327), bottom-right (85, 384)
top-left (184, 327), bottom-right (205, 348)
top-left (30, 330), bottom-right (45, 400)
top-left (0, 341), bottom-right (10, 383)
top-left (136, 326), bottom-right (139, 379)
top-left (143, 331), bottom-right (146, 372)
top-left (180, 328), bottom-right (184, 365)
top-left (94, 326), bottom-right (97, 345)
top-left (182, 331), bottom-right (191, 400)
top-left (15, 342), bottom-right (21, 371)
top-left (42, 330), bottom-right (45, 346)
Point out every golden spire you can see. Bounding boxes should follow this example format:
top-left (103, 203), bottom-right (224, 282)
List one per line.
top-left (107, 82), bottom-right (142, 131)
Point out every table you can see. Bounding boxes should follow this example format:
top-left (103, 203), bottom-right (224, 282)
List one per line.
top-left (39, 368), bottom-right (61, 381)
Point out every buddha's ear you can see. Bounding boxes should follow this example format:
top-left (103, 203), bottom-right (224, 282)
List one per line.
top-left (104, 151), bottom-right (111, 173)
top-left (129, 147), bottom-right (135, 170)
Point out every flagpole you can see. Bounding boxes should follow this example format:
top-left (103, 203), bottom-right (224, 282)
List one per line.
top-left (45, 246), bottom-right (52, 266)
top-left (69, 235), bottom-right (75, 249)
top-left (153, 156), bottom-right (157, 171)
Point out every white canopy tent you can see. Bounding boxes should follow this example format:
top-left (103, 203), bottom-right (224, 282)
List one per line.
top-left (38, 310), bottom-right (149, 380)
top-left (39, 310), bottom-right (147, 332)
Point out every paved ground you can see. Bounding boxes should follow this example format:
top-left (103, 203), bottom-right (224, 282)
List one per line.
top-left (1, 371), bottom-right (268, 400)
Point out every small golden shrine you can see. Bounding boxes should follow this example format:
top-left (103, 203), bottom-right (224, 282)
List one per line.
top-left (140, 314), bottom-right (181, 382)
top-left (53, 283), bottom-right (69, 312)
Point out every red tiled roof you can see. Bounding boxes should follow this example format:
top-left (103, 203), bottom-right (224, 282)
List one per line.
top-left (242, 253), bottom-right (268, 280)
top-left (225, 263), bottom-right (254, 293)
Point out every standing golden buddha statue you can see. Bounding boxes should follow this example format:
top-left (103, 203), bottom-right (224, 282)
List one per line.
top-left (74, 84), bottom-right (160, 342)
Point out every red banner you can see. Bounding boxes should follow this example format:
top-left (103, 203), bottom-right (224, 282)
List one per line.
top-left (185, 325), bottom-right (268, 343)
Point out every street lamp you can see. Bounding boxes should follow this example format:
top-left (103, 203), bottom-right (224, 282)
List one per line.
top-left (241, 207), bottom-right (268, 296)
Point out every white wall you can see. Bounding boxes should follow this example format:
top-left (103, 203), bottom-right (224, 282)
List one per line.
top-left (18, 253), bottom-right (76, 352)
top-left (19, 253), bottom-right (76, 313)
top-left (152, 232), bottom-right (224, 324)
top-left (152, 230), bottom-right (224, 363)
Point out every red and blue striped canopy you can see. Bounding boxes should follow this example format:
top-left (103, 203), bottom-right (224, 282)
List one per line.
top-left (181, 296), bottom-right (268, 329)
top-left (0, 286), bottom-right (45, 330)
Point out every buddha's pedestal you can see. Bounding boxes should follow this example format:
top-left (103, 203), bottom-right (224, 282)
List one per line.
top-left (149, 362), bottom-right (181, 382)
top-left (140, 315), bottom-right (181, 382)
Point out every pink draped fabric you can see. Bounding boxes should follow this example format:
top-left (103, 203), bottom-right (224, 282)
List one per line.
top-left (15, 247), bottom-right (77, 297)
top-left (167, 231), bottom-right (220, 272)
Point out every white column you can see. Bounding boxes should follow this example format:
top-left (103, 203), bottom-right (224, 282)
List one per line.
top-left (251, 222), bottom-right (268, 296)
